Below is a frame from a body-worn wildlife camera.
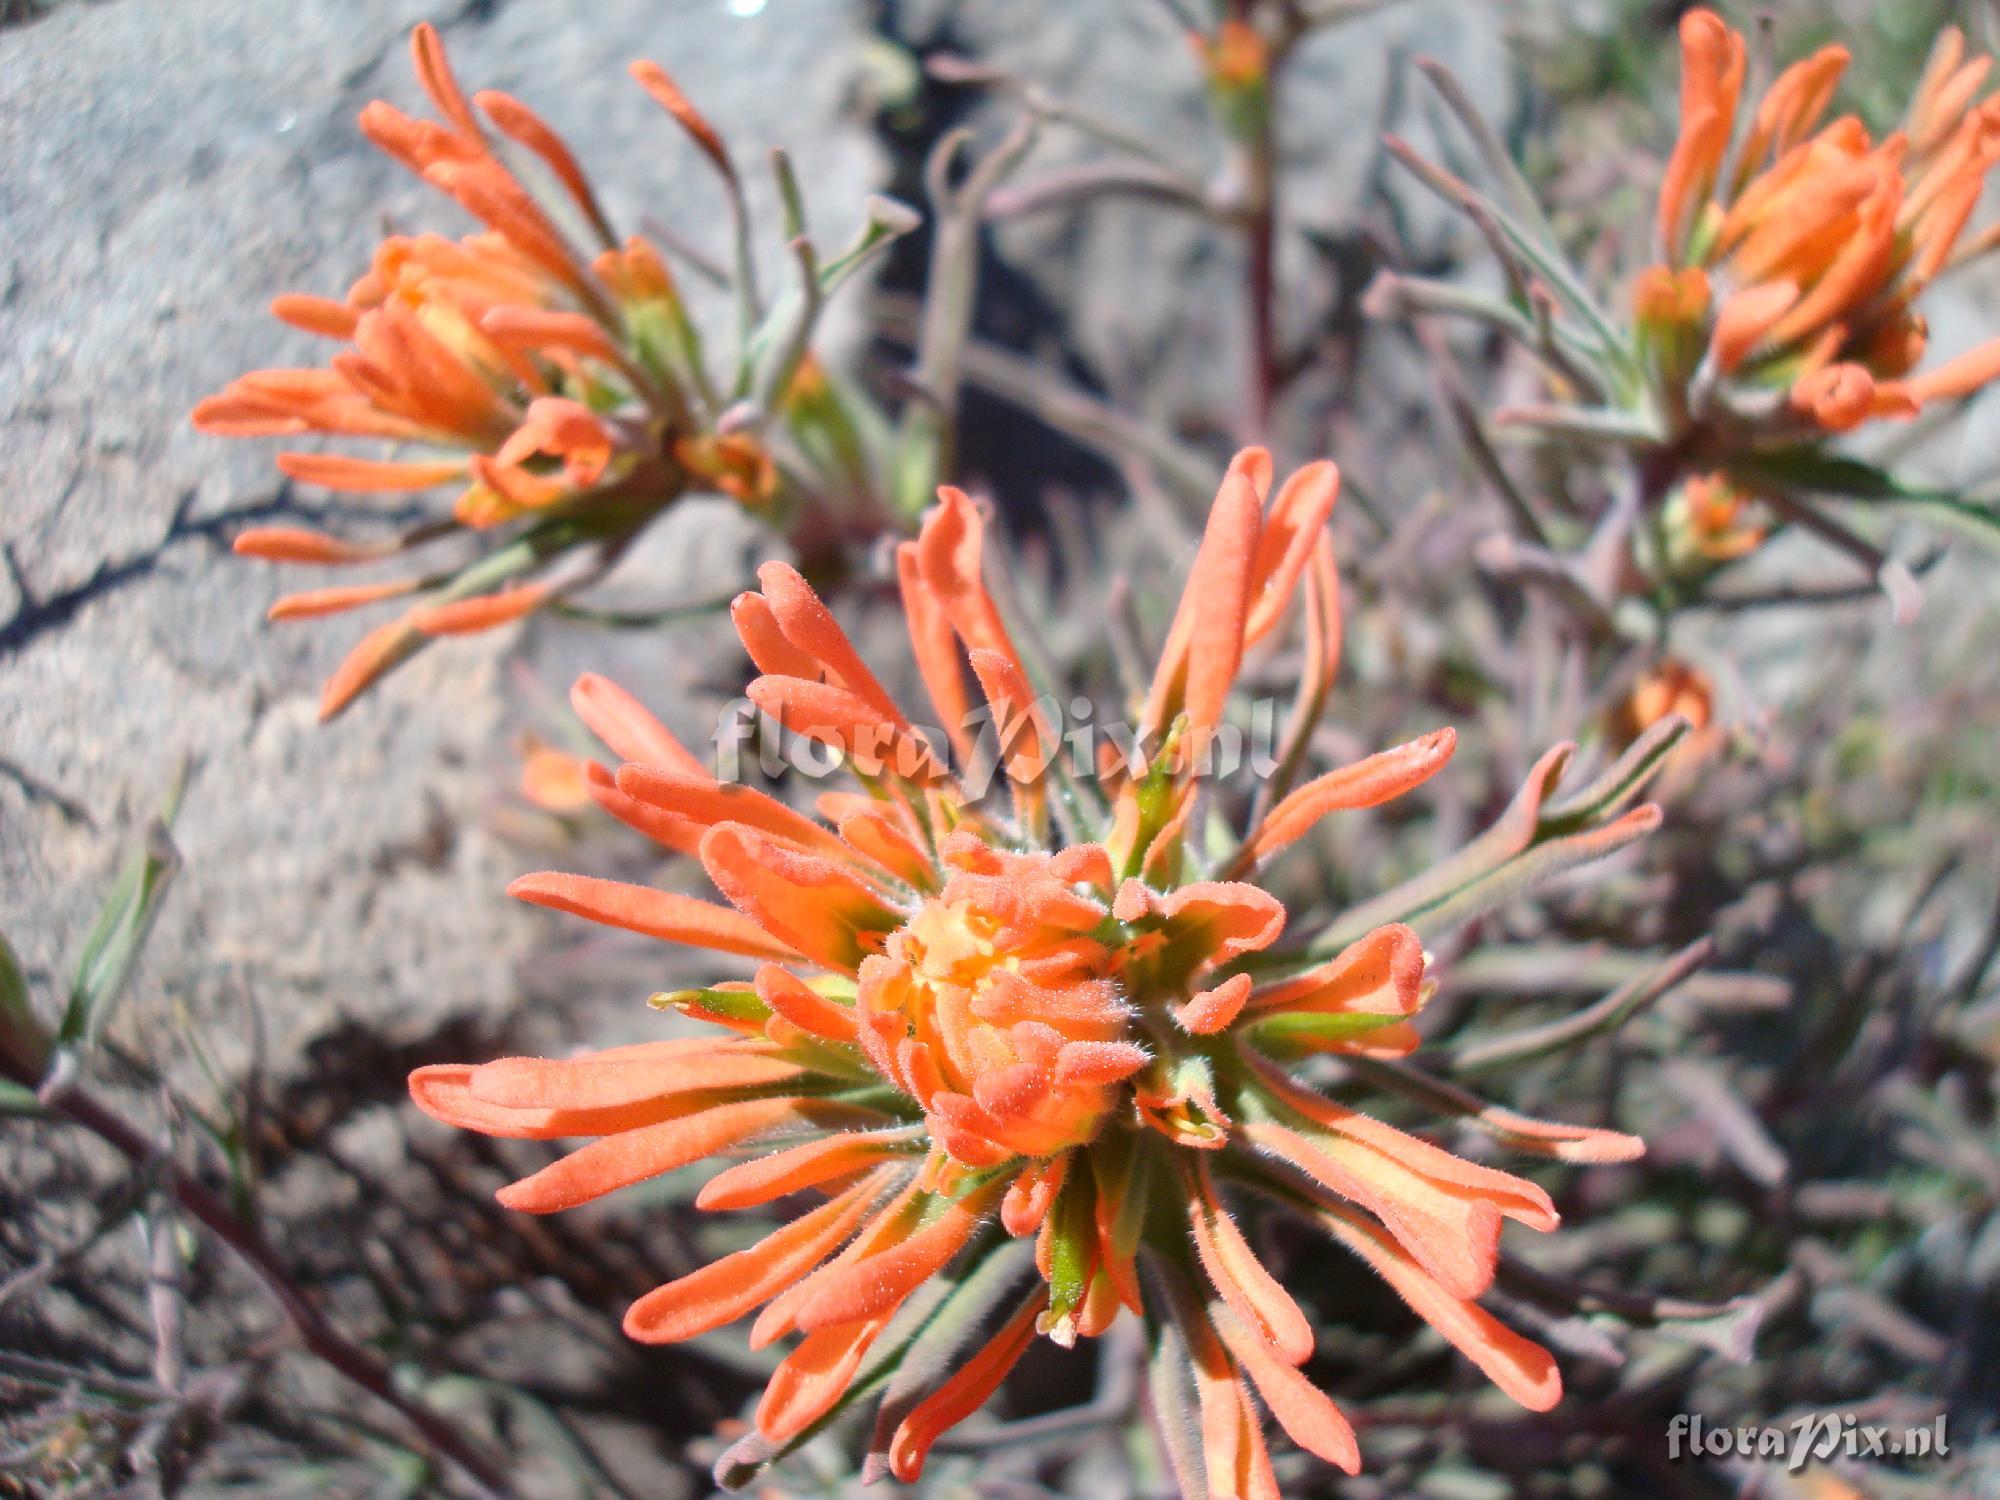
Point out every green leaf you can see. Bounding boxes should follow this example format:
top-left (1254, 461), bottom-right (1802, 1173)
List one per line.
top-left (1143, 1305), bottom-right (1209, 1500)
top-left (1496, 1257), bottom-right (1767, 1362)
top-left (547, 590), bottom-right (738, 630)
top-left (1409, 802), bottom-right (1662, 940)
top-left (649, 986), bottom-right (772, 1025)
top-left (0, 930), bottom-right (26, 1023)
top-left (1881, 492), bottom-right (2000, 551)
top-left (1540, 715), bottom-right (1689, 833)
top-left (1294, 729), bottom-right (1679, 962)
top-left (1440, 938), bottom-right (1716, 1075)
top-left (61, 796), bottom-right (184, 1050)
top-left (1415, 57), bottom-right (1562, 253)
top-left (1041, 1164), bottom-right (1097, 1338)
top-left (816, 195), bottom-right (922, 299)
top-left (0, 929), bottom-right (48, 1077)
top-left (1724, 448), bottom-right (1941, 502)
top-left (1726, 448), bottom-right (2000, 551)
top-left (1244, 1009), bottom-right (1405, 1060)
top-left (1494, 402), bottom-right (1665, 446)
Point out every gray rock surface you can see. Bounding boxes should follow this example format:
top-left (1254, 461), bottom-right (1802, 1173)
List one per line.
top-left (0, 0), bottom-right (884, 1079)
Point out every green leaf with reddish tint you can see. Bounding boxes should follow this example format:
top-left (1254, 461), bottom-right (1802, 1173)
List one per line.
top-left (1246, 1009), bottom-right (1407, 1060)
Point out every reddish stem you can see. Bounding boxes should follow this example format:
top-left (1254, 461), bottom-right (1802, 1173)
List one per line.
top-left (9, 1056), bottom-right (516, 1499)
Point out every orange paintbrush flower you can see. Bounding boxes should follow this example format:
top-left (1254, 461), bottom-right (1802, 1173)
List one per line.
top-left (195, 24), bottom-right (884, 719)
top-left (1658, 471), bottom-right (1769, 576)
top-left (1614, 656), bottom-right (1715, 744)
top-left (413, 454), bottom-right (1649, 1491)
top-left (1641, 10), bottom-right (2000, 439)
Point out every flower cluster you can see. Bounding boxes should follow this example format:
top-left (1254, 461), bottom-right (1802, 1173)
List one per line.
top-left (1639, 11), bottom-right (2000, 445)
top-left (1372, 12), bottom-right (2000, 671)
top-left (411, 454), bottom-right (1647, 1490)
top-left (195, 26), bottom-right (895, 719)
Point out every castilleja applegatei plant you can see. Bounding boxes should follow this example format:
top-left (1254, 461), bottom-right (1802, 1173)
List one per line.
top-left (195, 24), bottom-right (912, 719)
top-left (411, 452), bottom-right (1671, 1492)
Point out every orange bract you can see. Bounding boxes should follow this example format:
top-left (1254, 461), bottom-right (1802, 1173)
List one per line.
top-left (195, 26), bottom-right (676, 529)
top-left (1615, 658), bottom-right (1718, 762)
top-left (1642, 10), bottom-right (2000, 436)
top-left (412, 454), bottom-right (1644, 1490)
top-left (194, 25), bottom-right (773, 716)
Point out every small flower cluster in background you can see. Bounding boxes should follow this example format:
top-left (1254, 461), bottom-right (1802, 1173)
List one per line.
top-left (197, 26), bottom-right (916, 717)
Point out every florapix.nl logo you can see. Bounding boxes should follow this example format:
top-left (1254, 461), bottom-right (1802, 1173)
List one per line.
top-left (709, 692), bottom-right (1294, 799)
top-left (1667, 1411), bottom-right (1950, 1474)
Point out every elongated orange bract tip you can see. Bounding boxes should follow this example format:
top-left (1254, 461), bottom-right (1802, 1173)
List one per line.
top-left (233, 526), bottom-right (399, 566)
top-left (507, 870), bottom-right (799, 961)
top-left (889, 1291), bottom-right (1047, 1482)
top-left (629, 60), bottom-right (734, 180)
top-left (1186, 1157), bottom-right (1316, 1365)
top-left (1145, 461), bottom-right (1263, 739)
top-left (268, 579), bottom-right (420, 621)
top-left (624, 1174), bottom-right (889, 1344)
top-left (473, 88), bottom-right (608, 232)
top-left (751, 964), bottom-right (860, 1045)
top-left (1236, 728), bottom-right (1456, 871)
top-left (496, 1097), bottom-right (812, 1214)
top-left (276, 452), bottom-right (467, 493)
top-left (1656, 9), bottom-right (1744, 257)
top-left (1243, 458), bottom-right (1338, 647)
top-left (696, 1127), bottom-right (903, 1210)
top-left (1214, 1306), bottom-right (1362, 1475)
top-left (319, 618), bottom-right (420, 721)
top-left (569, 673), bottom-right (706, 776)
top-left (1246, 923), bottom-right (1426, 1022)
top-left (409, 21), bottom-right (483, 140)
top-left (1318, 1197), bottom-right (1561, 1411)
top-left (1176, 973), bottom-right (1252, 1035)
top-left (192, 396), bottom-right (311, 436)
top-left (1897, 335), bottom-right (2000, 403)
top-left (519, 742), bottom-right (592, 813)
top-left (480, 306), bottom-right (622, 363)
top-left (270, 293), bottom-right (361, 339)
top-left (1711, 281), bottom-right (1801, 373)
top-left (793, 1183), bottom-right (998, 1331)
top-left (408, 583), bottom-right (552, 636)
